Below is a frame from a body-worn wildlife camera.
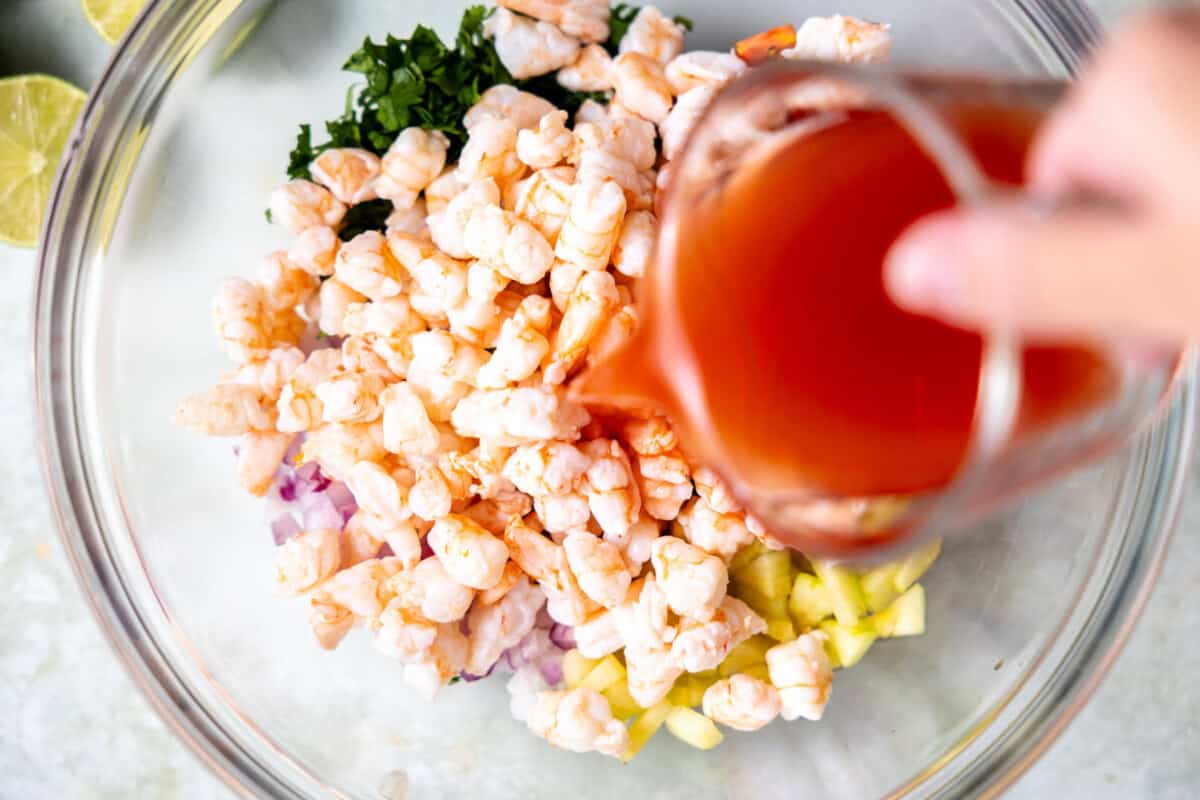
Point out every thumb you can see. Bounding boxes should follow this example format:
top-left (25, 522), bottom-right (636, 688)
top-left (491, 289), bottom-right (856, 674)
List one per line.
top-left (883, 201), bottom-right (1197, 345)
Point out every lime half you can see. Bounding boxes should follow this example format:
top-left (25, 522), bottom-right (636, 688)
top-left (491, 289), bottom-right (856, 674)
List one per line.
top-left (82, 0), bottom-right (149, 44)
top-left (0, 75), bottom-right (87, 248)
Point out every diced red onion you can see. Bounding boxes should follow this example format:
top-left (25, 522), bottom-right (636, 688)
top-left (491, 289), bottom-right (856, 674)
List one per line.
top-left (535, 607), bottom-right (555, 630)
top-left (271, 514), bottom-right (301, 546)
top-left (538, 658), bottom-right (564, 687)
top-left (302, 492), bottom-right (344, 531)
top-left (325, 481), bottom-right (358, 522)
top-left (377, 543), bottom-right (395, 559)
top-left (461, 665), bottom-right (494, 683)
top-left (421, 538), bottom-right (435, 560)
top-left (548, 624), bottom-right (576, 650)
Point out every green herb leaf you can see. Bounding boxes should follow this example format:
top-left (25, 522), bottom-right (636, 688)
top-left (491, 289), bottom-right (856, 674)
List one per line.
top-left (337, 198), bottom-right (395, 241)
top-left (606, 4), bottom-right (642, 56)
top-left (674, 15), bottom-right (694, 32)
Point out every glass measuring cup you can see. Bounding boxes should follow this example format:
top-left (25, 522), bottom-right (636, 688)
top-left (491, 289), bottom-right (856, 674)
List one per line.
top-left (576, 61), bottom-right (1184, 561)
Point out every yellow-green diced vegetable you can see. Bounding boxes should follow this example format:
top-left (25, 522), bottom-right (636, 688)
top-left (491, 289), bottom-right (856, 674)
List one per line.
top-left (766, 616), bottom-right (797, 642)
top-left (604, 679), bottom-right (644, 720)
top-left (870, 584), bottom-right (926, 638)
top-left (894, 539), bottom-right (941, 592)
top-left (812, 561), bottom-right (867, 626)
top-left (580, 654), bottom-right (626, 692)
top-left (623, 701), bottom-right (674, 761)
top-left (563, 649), bottom-right (599, 689)
top-left (733, 550), bottom-right (794, 600)
top-left (788, 572), bottom-right (836, 628)
top-left (740, 663), bottom-right (771, 682)
top-left (667, 672), bottom-right (719, 708)
top-left (728, 540), bottom-right (767, 574)
top-left (820, 620), bottom-right (877, 668)
top-left (665, 707), bottom-right (724, 750)
top-left (718, 635), bottom-right (773, 677)
top-left (860, 565), bottom-right (901, 612)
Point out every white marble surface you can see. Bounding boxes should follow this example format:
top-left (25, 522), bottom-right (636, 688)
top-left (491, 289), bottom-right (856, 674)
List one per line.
top-left (2, 1), bottom-right (1197, 798)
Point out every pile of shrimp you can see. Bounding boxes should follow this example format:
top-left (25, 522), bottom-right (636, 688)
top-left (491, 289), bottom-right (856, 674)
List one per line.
top-left (175, 2), bottom-right (891, 760)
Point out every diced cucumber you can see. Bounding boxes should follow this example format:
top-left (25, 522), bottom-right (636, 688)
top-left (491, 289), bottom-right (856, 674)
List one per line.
top-left (718, 635), bottom-right (774, 677)
top-left (811, 561), bottom-right (867, 626)
top-left (623, 702), bottom-right (674, 761)
top-left (739, 663), bottom-right (771, 682)
top-left (894, 539), bottom-right (941, 592)
top-left (733, 550), bottom-right (794, 600)
top-left (564, 649), bottom-right (599, 689)
top-left (788, 572), bottom-right (835, 628)
top-left (728, 540), bottom-right (766, 575)
top-left (765, 616), bottom-right (797, 642)
top-left (869, 584), bottom-right (926, 638)
top-left (665, 707), bottom-right (724, 750)
top-left (860, 565), bottom-right (901, 612)
top-left (819, 620), bottom-right (877, 668)
top-left (561, 652), bottom-right (600, 690)
top-left (604, 679), bottom-right (644, 720)
top-left (733, 584), bottom-right (789, 621)
top-left (667, 672), bottom-right (719, 708)
top-left (580, 654), bottom-right (626, 692)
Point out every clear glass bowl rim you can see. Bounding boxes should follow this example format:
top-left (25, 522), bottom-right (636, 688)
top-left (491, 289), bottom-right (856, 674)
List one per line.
top-left (31, 1), bottom-right (1196, 798)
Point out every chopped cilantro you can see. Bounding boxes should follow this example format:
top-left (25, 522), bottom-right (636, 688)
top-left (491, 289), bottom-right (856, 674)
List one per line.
top-left (264, 208), bottom-right (273, 224)
top-left (606, 4), bottom-right (642, 55)
top-left (337, 199), bottom-right (395, 242)
top-left (674, 15), bottom-right (694, 32)
top-left (286, 6), bottom-right (513, 179)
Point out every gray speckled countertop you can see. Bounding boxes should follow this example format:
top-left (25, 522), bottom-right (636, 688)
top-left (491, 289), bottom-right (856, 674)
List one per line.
top-left (1, 1), bottom-right (1196, 798)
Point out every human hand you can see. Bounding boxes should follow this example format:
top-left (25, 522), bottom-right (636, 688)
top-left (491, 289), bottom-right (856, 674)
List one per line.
top-left (884, 10), bottom-right (1200, 346)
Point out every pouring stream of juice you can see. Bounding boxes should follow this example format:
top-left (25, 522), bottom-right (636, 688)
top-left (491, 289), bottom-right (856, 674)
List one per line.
top-left (576, 100), bottom-right (1118, 555)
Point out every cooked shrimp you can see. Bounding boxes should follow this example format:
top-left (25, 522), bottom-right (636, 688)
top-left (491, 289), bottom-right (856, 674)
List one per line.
top-left (578, 438), bottom-right (640, 539)
top-left (424, 167), bottom-right (467, 216)
top-left (503, 440), bottom-right (590, 497)
top-left (458, 117), bottom-right (525, 187)
top-left (275, 348), bottom-right (342, 432)
top-left (314, 370), bottom-right (386, 424)
top-left (451, 386), bottom-right (590, 448)
top-left (427, 514), bottom-right (510, 590)
top-left (671, 596), bottom-right (766, 672)
top-left (345, 460), bottom-right (412, 522)
top-left (333, 231), bottom-right (406, 302)
top-left (573, 608), bottom-right (623, 658)
top-left (517, 110), bottom-right (575, 170)
top-left (236, 430), bottom-right (294, 496)
top-left (555, 179), bottom-right (627, 270)
top-left (563, 531), bottom-right (632, 609)
top-left (766, 632), bottom-right (833, 721)
top-left (618, 6), bottom-right (686, 64)
top-left (650, 536), bottom-right (728, 622)
top-left (287, 225), bottom-right (340, 277)
top-left (429, 178), bottom-right (502, 260)
top-left (612, 210), bottom-right (656, 278)
top-left (783, 15), bottom-right (892, 64)
top-left (311, 556), bottom-right (405, 618)
top-left (174, 382), bottom-right (277, 436)
top-left (463, 205), bottom-right (555, 284)
top-left (387, 556), bottom-right (476, 624)
top-left (702, 675), bottom-right (782, 732)
top-left (496, 0), bottom-right (609, 44)
top-left (665, 50), bottom-right (746, 95)
top-left (258, 251), bottom-right (320, 311)
top-left (409, 465), bottom-right (453, 522)
top-left (477, 295), bottom-right (553, 389)
top-left (464, 84), bottom-right (558, 132)
top-left (212, 278), bottom-right (304, 364)
top-left (624, 644), bottom-right (683, 708)
top-left (527, 688), bottom-right (630, 758)
top-left (633, 449), bottom-right (694, 521)
top-left (557, 43), bottom-right (613, 92)
top-left (315, 277), bottom-right (368, 337)
top-left (375, 128), bottom-right (449, 210)
top-left (660, 86), bottom-right (715, 161)
top-left (274, 528), bottom-right (342, 595)
top-left (379, 381), bottom-right (440, 456)
top-left (511, 166), bottom-right (576, 243)
top-left (310, 147), bottom-right (382, 205)
top-left (465, 575), bottom-right (545, 674)
top-left (611, 52), bottom-right (675, 124)
top-left (486, 8), bottom-right (581, 80)
top-left (268, 179), bottom-right (346, 234)
top-left (299, 422), bottom-right (387, 482)
top-left (675, 496), bottom-right (755, 560)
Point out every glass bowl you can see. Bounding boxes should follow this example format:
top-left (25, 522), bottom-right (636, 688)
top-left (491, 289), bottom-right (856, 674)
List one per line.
top-left (34, 1), bottom-right (1194, 798)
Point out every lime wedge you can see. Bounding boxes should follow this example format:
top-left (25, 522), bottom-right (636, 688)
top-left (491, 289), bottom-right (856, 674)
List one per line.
top-left (82, 0), bottom-right (149, 44)
top-left (0, 75), bottom-right (87, 248)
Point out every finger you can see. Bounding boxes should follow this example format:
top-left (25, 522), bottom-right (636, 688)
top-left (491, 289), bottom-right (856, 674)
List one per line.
top-left (1030, 9), bottom-right (1200, 204)
top-left (884, 200), bottom-right (1198, 345)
